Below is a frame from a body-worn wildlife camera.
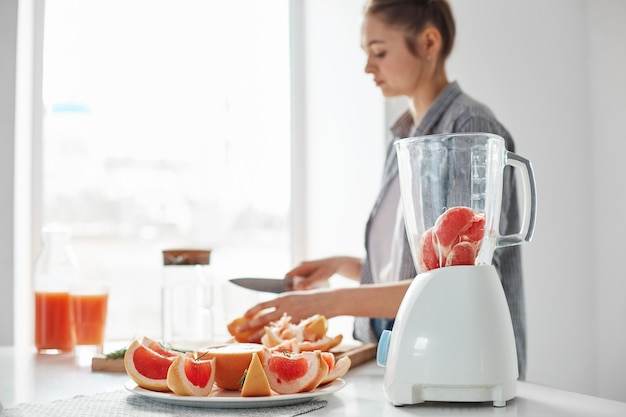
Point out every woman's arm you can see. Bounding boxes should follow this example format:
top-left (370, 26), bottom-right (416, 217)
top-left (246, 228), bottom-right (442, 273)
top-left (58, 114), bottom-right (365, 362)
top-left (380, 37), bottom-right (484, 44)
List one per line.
top-left (237, 280), bottom-right (413, 342)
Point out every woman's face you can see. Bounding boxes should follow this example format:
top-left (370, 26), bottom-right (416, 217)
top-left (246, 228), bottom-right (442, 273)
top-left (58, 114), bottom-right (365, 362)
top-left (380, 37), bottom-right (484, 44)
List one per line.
top-left (361, 14), bottom-right (425, 99)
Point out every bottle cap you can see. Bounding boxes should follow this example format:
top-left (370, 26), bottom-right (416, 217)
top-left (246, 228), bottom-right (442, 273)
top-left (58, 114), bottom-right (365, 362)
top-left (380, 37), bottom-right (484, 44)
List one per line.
top-left (162, 249), bottom-right (211, 265)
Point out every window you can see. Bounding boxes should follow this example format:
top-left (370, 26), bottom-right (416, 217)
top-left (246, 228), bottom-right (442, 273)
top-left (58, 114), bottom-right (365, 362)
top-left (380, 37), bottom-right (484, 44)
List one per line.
top-left (41, 0), bottom-right (291, 341)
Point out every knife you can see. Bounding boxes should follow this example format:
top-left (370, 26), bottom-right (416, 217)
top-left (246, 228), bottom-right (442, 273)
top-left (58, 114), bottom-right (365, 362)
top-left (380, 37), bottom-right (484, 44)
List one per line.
top-left (228, 277), bottom-right (294, 293)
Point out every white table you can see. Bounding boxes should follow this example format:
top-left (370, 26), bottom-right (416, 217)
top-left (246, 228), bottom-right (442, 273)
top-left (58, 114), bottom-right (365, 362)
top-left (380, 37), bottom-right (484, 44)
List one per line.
top-left (2, 345), bottom-right (626, 416)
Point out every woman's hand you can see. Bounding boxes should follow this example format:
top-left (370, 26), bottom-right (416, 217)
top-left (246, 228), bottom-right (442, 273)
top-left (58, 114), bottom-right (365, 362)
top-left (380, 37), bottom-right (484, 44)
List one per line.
top-left (236, 289), bottom-right (339, 343)
top-left (286, 256), bottom-right (362, 290)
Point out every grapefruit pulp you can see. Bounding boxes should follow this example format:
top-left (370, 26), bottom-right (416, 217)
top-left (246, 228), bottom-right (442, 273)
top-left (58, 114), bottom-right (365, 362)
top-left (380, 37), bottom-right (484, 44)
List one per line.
top-left (419, 206), bottom-right (486, 272)
top-left (124, 338), bottom-right (179, 392)
top-left (166, 352), bottom-right (216, 396)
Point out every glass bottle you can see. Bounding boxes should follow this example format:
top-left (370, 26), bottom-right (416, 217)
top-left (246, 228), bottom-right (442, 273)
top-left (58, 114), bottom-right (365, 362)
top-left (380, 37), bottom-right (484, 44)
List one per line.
top-left (33, 225), bottom-right (79, 354)
top-left (161, 249), bottom-right (213, 350)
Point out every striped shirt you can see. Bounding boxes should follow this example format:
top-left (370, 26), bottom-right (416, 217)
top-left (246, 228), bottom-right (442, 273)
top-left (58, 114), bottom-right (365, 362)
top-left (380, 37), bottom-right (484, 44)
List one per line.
top-left (353, 81), bottom-right (527, 380)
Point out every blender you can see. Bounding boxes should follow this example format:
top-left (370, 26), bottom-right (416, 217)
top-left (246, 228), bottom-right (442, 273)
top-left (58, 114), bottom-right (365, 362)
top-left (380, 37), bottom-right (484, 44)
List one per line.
top-left (376, 133), bottom-right (537, 407)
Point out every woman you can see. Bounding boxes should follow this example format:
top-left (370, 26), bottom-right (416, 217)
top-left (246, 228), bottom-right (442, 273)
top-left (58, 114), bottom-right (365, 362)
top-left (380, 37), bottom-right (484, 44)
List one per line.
top-left (237, 0), bottom-right (526, 379)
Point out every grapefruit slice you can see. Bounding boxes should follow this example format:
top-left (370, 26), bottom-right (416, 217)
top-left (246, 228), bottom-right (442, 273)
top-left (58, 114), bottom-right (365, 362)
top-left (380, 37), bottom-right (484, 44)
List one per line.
top-left (241, 352), bottom-right (272, 397)
top-left (268, 338), bottom-right (300, 354)
top-left (227, 309), bottom-right (274, 343)
top-left (261, 326), bottom-right (284, 348)
top-left (227, 316), bottom-right (263, 343)
top-left (263, 350), bottom-right (329, 394)
top-left (299, 334), bottom-right (343, 352)
top-left (418, 228), bottom-right (441, 272)
top-left (445, 241), bottom-right (477, 266)
top-left (433, 206), bottom-right (475, 259)
top-left (201, 343), bottom-right (267, 390)
top-left (166, 352), bottom-right (216, 396)
top-left (302, 314), bottom-right (327, 341)
top-left (261, 313), bottom-right (343, 353)
top-left (461, 212), bottom-right (486, 243)
top-left (320, 353), bottom-right (351, 385)
top-left (124, 338), bottom-right (178, 392)
top-left (418, 207), bottom-right (486, 272)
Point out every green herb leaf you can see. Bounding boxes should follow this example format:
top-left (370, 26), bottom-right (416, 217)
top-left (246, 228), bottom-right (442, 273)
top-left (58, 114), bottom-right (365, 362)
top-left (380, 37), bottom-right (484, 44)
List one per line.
top-left (279, 347), bottom-right (292, 357)
top-left (239, 369), bottom-right (248, 387)
top-left (105, 347), bottom-right (127, 359)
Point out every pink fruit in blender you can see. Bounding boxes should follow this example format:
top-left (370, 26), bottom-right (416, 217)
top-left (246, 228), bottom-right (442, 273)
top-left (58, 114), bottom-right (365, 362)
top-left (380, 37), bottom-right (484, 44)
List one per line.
top-left (417, 206), bottom-right (486, 272)
top-left (461, 213), bottom-right (486, 243)
top-left (418, 229), bottom-right (441, 272)
top-left (433, 206), bottom-right (475, 257)
top-left (445, 241), bottom-right (477, 266)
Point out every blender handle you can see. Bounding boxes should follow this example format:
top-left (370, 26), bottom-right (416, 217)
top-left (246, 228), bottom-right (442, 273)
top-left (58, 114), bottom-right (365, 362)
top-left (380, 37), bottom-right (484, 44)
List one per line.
top-left (498, 152), bottom-right (537, 247)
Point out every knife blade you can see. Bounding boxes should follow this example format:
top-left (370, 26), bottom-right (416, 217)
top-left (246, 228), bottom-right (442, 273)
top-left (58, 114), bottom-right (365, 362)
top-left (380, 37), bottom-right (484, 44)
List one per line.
top-left (228, 277), bottom-right (294, 293)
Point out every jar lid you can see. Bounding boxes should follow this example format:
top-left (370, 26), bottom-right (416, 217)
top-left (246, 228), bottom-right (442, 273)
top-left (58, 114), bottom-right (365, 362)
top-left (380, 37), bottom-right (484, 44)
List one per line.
top-left (162, 249), bottom-right (211, 265)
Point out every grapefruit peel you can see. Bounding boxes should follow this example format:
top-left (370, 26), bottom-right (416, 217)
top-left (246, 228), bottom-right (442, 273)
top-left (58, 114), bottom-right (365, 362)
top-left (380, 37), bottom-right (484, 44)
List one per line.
top-left (258, 314), bottom-right (343, 353)
top-left (240, 352), bottom-right (273, 397)
top-left (320, 352), bottom-right (351, 385)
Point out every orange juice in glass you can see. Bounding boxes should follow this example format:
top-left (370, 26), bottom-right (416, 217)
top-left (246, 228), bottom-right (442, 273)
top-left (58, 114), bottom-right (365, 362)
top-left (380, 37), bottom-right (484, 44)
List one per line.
top-left (35, 291), bottom-right (75, 353)
top-left (70, 285), bottom-right (109, 365)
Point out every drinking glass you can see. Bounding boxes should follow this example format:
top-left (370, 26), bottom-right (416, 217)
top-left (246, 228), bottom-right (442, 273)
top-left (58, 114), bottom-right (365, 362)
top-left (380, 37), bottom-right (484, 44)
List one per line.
top-left (70, 284), bottom-right (109, 366)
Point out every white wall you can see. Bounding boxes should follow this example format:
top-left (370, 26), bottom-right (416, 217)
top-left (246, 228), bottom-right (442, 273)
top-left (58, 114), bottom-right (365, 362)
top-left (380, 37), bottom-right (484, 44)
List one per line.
top-left (588, 2), bottom-right (626, 402)
top-left (299, 0), bottom-right (385, 262)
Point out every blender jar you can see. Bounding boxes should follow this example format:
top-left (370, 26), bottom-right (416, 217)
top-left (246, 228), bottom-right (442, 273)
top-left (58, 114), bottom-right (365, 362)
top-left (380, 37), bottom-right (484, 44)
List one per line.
top-left (395, 133), bottom-right (536, 272)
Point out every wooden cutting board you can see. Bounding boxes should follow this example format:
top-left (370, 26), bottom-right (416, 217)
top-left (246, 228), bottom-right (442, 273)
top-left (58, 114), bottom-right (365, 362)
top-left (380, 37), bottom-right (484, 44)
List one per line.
top-left (332, 342), bottom-right (378, 368)
top-left (91, 342), bottom-right (378, 373)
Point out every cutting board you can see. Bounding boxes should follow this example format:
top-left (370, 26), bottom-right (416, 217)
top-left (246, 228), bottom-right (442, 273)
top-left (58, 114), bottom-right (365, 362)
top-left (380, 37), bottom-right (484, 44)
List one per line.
top-left (332, 342), bottom-right (378, 367)
top-left (91, 342), bottom-right (378, 373)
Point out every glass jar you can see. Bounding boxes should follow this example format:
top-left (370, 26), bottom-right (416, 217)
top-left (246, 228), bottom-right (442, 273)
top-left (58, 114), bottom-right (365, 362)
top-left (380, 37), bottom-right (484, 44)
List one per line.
top-left (161, 249), bottom-right (213, 350)
top-left (33, 225), bottom-right (79, 354)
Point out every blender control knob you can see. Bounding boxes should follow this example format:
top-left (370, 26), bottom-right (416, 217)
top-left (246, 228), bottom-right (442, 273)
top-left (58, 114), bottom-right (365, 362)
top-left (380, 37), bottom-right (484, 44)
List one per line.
top-left (376, 330), bottom-right (392, 367)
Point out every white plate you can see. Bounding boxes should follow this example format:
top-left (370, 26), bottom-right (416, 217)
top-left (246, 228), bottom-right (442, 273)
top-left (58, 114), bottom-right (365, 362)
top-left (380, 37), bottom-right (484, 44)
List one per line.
top-left (124, 379), bottom-right (345, 409)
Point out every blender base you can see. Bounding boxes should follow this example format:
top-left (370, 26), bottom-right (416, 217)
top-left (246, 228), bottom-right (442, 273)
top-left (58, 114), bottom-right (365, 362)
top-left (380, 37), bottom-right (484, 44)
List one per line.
top-left (377, 265), bottom-right (519, 408)
top-left (386, 380), bottom-right (516, 407)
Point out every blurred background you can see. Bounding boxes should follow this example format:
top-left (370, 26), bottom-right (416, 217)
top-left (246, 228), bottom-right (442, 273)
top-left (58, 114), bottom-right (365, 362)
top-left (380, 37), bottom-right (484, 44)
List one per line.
top-left (2, 0), bottom-right (624, 403)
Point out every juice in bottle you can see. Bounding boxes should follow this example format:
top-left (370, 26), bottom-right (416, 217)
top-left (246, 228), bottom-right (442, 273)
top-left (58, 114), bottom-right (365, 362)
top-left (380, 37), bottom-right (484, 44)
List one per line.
top-left (33, 225), bottom-right (78, 354)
